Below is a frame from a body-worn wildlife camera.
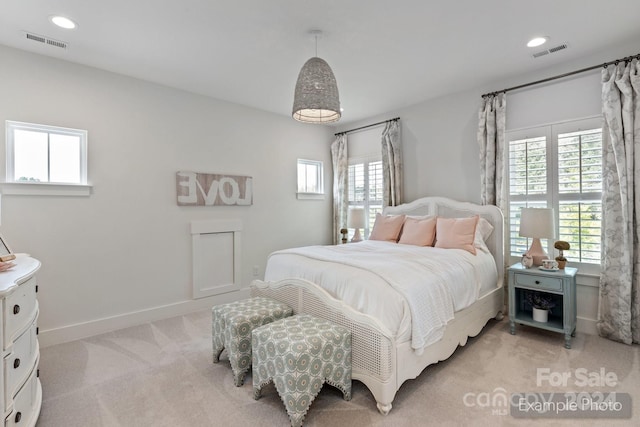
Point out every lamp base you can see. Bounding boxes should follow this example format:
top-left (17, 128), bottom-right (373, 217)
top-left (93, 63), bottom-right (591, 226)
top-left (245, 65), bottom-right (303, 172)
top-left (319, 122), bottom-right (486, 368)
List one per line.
top-left (526, 238), bottom-right (548, 266)
top-left (351, 229), bottom-right (362, 243)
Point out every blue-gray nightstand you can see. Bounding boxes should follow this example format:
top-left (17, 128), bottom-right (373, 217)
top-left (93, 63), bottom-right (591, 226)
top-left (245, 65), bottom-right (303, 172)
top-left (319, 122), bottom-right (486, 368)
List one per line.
top-left (508, 263), bottom-right (577, 349)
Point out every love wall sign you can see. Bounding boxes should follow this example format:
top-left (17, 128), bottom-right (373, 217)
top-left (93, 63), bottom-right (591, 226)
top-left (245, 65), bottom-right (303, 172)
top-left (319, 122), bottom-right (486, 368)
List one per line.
top-left (176, 172), bottom-right (253, 206)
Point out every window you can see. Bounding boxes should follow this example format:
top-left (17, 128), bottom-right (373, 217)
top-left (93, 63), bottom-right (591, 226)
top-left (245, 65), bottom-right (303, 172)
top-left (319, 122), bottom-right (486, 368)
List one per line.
top-left (507, 117), bottom-right (602, 273)
top-left (296, 159), bottom-right (324, 199)
top-left (348, 157), bottom-right (383, 238)
top-left (6, 121), bottom-right (88, 185)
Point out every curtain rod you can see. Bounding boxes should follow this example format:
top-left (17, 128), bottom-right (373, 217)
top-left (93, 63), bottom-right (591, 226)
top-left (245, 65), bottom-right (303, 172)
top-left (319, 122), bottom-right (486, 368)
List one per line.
top-left (481, 52), bottom-right (640, 98)
top-left (334, 117), bottom-right (400, 136)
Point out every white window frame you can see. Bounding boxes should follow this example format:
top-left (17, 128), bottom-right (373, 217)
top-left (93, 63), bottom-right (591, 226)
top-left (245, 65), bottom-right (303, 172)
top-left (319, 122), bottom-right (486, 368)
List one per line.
top-left (296, 159), bottom-right (324, 200)
top-left (348, 155), bottom-right (383, 239)
top-left (506, 116), bottom-right (602, 276)
top-left (3, 120), bottom-right (91, 196)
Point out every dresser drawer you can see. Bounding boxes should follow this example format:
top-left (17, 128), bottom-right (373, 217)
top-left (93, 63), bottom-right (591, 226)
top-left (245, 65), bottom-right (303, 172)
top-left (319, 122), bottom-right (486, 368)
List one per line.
top-left (3, 278), bottom-right (37, 351)
top-left (513, 272), bottom-right (562, 291)
top-left (4, 323), bottom-right (38, 409)
top-left (5, 364), bottom-right (39, 427)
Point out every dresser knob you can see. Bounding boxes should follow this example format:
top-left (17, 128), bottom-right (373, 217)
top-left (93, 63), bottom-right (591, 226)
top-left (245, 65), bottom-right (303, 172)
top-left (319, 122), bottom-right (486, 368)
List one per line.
top-left (535, 280), bottom-right (540, 284)
top-left (13, 305), bottom-right (20, 315)
top-left (13, 358), bottom-right (20, 369)
top-left (14, 412), bottom-right (21, 423)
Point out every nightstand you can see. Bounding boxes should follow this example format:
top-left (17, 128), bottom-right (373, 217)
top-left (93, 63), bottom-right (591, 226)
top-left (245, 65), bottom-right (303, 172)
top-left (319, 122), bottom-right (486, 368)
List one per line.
top-left (508, 263), bottom-right (577, 349)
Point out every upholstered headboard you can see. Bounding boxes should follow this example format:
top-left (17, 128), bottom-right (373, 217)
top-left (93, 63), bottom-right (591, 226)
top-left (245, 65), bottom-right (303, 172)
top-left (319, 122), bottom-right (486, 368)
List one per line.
top-left (383, 196), bottom-right (504, 287)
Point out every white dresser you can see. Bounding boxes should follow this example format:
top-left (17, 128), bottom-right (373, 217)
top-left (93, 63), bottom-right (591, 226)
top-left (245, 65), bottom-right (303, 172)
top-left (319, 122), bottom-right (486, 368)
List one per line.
top-left (0, 255), bottom-right (41, 427)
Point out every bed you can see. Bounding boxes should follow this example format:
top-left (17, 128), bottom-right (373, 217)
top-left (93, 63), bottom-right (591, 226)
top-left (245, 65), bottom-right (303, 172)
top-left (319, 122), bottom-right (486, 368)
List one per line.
top-left (250, 196), bottom-right (505, 415)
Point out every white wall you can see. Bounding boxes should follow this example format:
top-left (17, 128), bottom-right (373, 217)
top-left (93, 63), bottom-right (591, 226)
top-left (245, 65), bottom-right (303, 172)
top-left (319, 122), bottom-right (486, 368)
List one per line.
top-left (0, 45), bottom-right (334, 346)
top-left (335, 39), bottom-right (640, 335)
top-left (4, 38), bottom-right (636, 344)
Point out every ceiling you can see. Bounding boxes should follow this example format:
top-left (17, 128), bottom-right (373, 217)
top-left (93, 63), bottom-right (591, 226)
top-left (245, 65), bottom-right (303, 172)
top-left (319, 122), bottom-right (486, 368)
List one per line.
top-left (2, 1), bottom-right (640, 125)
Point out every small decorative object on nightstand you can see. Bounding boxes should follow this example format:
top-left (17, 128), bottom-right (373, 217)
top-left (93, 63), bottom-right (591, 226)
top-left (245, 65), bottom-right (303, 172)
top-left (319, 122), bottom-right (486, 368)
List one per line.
top-left (521, 253), bottom-right (533, 269)
top-left (508, 263), bottom-right (577, 348)
top-left (340, 228), bottom-right (348, 244)
top-left (554, 240), bottom-right (570, 269)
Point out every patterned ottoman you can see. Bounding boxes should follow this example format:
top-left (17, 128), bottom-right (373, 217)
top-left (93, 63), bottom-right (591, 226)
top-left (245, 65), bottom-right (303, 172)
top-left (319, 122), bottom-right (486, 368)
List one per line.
top-left (252, 314), bottom-right (352, 427)
top-left (212, 297), bottom-right (292, 386)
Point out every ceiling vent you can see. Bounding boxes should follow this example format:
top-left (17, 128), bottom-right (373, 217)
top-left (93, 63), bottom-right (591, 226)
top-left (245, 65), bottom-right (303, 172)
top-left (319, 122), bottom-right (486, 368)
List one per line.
top-left (532, 43), bottom-right (568, 59)
top-left (24, 31), bottom-right (68, 50)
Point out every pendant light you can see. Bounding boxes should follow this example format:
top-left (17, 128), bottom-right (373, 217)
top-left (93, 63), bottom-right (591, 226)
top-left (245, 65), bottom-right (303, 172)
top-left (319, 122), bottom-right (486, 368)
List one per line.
top-left (292, 30), bottom-right (341, 124)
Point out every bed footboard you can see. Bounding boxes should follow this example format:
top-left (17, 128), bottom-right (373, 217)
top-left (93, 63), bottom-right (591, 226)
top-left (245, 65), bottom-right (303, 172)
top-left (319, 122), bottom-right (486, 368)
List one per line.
top-left (250, 278), bottom-right (400, 412)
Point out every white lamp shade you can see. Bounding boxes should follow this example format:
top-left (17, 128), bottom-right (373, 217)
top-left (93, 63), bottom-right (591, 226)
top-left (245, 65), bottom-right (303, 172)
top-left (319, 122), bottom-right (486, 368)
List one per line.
top-left (347, 208), bottom-right (365, 229)
top-left (519, 207), bottom-right (555, 238)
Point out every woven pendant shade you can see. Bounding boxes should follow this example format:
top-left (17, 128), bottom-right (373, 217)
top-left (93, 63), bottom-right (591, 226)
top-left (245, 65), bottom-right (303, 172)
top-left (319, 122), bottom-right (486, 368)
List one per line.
top-left (292, 57), bottom-right (341, 124)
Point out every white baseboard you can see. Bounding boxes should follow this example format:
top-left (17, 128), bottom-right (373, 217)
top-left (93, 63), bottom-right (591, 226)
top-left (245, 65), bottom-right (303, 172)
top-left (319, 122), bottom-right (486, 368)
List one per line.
top-left (39, 289), bottom-right (601, 348)
top-left (39, 288), bottom-right (251, 348)
top-left (577, 315), bottom-right (598, 336)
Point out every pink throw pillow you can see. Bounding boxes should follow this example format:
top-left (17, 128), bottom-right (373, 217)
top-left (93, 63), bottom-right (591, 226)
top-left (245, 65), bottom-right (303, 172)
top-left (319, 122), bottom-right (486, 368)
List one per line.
top-left (435, 216), bottom-right (479, 255)
top-left (369, 214), bottom-right (406, 242)
top-left (398, 216), bottom-right (437, 246)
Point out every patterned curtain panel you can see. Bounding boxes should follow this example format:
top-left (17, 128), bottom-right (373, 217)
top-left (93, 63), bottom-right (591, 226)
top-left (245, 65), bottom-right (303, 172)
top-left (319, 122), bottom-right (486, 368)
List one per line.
top-left (331, 135), bottom-right (348, 245)
top-left (477, 93), bottom-right (506, 208)
top-left (381, 120), bottom-right (403, 207)
top-left (598, 60), bottom-right (640, 345)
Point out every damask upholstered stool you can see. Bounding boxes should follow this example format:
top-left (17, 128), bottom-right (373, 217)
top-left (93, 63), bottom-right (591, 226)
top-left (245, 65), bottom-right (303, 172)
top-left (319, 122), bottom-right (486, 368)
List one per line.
top-left (212, 297), bottom-right (293, 386)
top-left (252, 314), bottom-right (352, 427)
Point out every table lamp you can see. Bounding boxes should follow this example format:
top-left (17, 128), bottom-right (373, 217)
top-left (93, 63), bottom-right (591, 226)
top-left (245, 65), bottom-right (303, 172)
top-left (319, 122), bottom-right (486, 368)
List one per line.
top-left (348, 207), bottom-right (365, 242)
top-left (519, 207), bottom-right (555, 266)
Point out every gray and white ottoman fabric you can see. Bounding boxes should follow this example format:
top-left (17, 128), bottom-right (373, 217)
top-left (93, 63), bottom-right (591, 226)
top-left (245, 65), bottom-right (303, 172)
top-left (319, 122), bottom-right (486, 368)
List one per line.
top-left (212, 297), bottom-right (293, 386)
top-left (252, 314), bottom-right (352, 427)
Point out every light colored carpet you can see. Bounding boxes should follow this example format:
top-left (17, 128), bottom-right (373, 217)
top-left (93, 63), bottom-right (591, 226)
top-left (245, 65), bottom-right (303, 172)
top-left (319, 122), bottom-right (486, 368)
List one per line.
top-left (36, 310), bottom-right (639, 426)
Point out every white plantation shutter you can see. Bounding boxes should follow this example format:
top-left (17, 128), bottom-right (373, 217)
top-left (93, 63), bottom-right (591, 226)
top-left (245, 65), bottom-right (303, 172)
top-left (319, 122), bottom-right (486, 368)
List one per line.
top-left (506, 117), bottom-right (602, 272)
top-left (348, 163), bottom-right (364, 202)
top-left (508, 133), bottom-right (550, 256)
top-left (556, 128), bottom-right (602, 264)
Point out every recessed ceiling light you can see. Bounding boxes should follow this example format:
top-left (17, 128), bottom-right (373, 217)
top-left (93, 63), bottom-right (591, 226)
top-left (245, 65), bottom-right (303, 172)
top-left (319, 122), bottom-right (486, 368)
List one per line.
top-left (50, 15), bottom-right (77, 30)
top-left (527, 37), bottom-right (548, 48)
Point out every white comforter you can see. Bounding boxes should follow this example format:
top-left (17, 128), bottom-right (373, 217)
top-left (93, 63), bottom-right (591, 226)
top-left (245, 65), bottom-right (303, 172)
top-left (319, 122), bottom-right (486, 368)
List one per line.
top-left (265, 240), bottom-right (498, 352)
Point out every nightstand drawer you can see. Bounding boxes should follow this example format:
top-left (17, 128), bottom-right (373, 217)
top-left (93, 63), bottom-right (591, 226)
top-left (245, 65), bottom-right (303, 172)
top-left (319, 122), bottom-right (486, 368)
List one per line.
top-left (514, 273), bottom-right (562, 291)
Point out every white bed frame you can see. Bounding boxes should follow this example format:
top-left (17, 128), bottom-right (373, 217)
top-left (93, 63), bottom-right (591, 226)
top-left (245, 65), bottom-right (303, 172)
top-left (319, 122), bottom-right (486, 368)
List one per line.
top-left (250, 197), bottom-right (505, 415)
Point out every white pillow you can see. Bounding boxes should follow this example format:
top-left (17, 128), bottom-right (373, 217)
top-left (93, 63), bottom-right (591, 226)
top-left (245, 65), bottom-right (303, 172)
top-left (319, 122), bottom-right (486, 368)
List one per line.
top-left (474, 217), bottom-right (494, 253)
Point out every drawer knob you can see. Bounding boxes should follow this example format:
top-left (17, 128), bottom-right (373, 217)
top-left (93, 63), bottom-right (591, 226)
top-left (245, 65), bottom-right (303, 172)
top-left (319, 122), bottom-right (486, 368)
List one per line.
top-left (15, 411), bottom-right (21, 423)
top-left (13, 358), bottom-right (20, 369)
top-left (535, 280), bottom-right (540, 284)
top-left (13, 304), bottom-right (20, 315)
